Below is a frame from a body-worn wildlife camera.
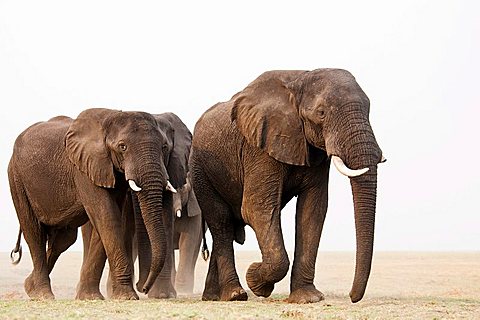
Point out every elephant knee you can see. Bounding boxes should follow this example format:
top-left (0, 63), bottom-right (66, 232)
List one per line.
top-left (264, 252), bottom-right (289, 282)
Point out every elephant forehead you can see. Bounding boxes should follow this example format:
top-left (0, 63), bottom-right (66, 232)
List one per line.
top-left (106, 113), bottom-right (159, 133)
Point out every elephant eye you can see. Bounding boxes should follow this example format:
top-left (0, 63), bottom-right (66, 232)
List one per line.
top-left (162, 143), bottom-right (168, 152)
top-left (119, 142), bottom-right (127, 152)
top-left (318, 110), bottom-right (326, 119)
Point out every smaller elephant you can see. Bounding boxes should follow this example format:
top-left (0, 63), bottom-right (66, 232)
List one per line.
top-left (78, 112), bottom-right (207, 299)
top-left (171, 172), bottom-right (203, 294)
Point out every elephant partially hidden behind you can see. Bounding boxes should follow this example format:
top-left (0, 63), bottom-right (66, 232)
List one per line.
top-left (190, 69), bottom-right (385, 304)
top-left (8, 108), bottom-right (178, 300)
top-left (77, 113), bottom-right (206, 299)
top-left (171, 172), bottom-right (204, 294)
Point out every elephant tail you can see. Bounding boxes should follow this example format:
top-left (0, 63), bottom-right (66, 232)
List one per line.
top-left (10, 228), bottom-right (23, 265)
top-left (201, 217), bottom-right (209, 261)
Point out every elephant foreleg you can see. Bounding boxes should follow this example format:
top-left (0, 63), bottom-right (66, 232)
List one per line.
top-left (288, 162), bottom-right (329, 304)
top-left (76, 177), bottom-right (137, 300)
top-left (107, 192), bottom-right (136, 298)
top-left (242, 164), bottom-right (290, 298)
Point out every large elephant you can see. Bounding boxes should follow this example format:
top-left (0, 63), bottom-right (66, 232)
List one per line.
top-left (190, 69), bottom-right (385, 303)
top-left (77, 113), bottom-right (204, 299)
top-left (8, 108), bottom-right (176, 300)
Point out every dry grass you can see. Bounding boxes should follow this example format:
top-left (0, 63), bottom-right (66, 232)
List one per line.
top-left (1, 251), bottom-right (479, 319)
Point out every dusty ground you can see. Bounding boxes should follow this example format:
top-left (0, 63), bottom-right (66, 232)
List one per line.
top-left (1, 251), bottom-right (479, 319)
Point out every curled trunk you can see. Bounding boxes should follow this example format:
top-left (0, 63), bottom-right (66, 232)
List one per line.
top-left (132, 194), bottom-right (150, 292)
top-left (136, 183), bottom-right (166, 293)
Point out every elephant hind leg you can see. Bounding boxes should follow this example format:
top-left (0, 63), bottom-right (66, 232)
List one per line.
top-left (192, 169), bottom-right (246, 302)
top-left (9, 181), bottom-right (54, 299)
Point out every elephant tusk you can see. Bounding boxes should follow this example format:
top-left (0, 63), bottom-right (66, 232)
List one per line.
top-left (128, 180), bottom-right (142, 192)
top-left (380, 155), bottom-right (387, 163)
top-left (176, 209), bottom-right (182, 218)
top-left (332, 156), bottom-right (369, 177)
top-left (166, 181), bottom-right (177, 193)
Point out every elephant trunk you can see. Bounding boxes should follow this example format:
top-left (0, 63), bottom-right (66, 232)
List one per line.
top-left (349, 169), bottom-right (377, 303)
top-left (341, 115), bottom-right (380, 303)
top-left (327, 106), bottom-right (380, 303)
top-left (136, 183), bottom-right (166, 294)
top-left (132, 194), bottom-right (150, 292)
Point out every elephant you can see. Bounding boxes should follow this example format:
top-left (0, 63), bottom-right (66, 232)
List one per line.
top-left (190, 69), bottom-right (385, 303)
top-left (77, 112), bottom-right (205, 299)
top-left (171, 171), bottom-right (204, 295)
top-left (8, 108), bottom-right (177, 300)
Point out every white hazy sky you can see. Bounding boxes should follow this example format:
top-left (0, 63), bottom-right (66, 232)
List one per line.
top-left (0, 1), bottom-right (478, 253)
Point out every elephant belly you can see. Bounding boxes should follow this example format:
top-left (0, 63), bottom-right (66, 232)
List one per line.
top-left (23, 177), bottom-right (87, 227)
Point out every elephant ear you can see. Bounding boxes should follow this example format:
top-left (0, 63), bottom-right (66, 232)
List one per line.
top-left (155, 113), bottom-right (192, 188)
top-left (231, 77), bottom-right (309, 166)
top-left (184, 172), bottom-right (201, 217)
top-left (187, 189), bottom-right (201, 217)
top-left (65, 108), bottom-right (118, 188)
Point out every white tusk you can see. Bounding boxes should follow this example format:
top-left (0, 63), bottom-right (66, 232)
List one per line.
top-left (128, 180), bottom-right (142, 192)
top-left (166, 181), bottom-right (177, 193)
top-left (380, 155), bottom-right (387, 163)
top-left (176, 209), bottom-right (182, 218)
top-left (332, 156), bottom-right (369, 177)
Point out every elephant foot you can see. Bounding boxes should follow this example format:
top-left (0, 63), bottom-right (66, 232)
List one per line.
top-left (246, 262), bottom-right (275, 298)
top-left (24, 273), bottom-right (55, 300)
top-left (175, 279), bottom-right (194, 295)
top-left (176, 286), bottom-right (194, 295)
top-left (76, 280), bottom-right (105, 300)
top-left (148, 291), bottom-right (177, 299)
top-left (110, 285), bottom-right (139, 300)
top-left (148, 282), bottom-right (177, 299)
top-left (220, 286), bottom-right (248, 301)
top-left (288, 285), bottom-right (324, 304)
top-left (201, 284), bottom-right (220, 301)
top-left (201, 292), bottom-right (219, 301)
top-left (76, 290), bottom-right (105, 300)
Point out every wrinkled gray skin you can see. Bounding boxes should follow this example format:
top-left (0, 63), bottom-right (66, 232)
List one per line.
top-left (191, 69), bottom-right (384, 303)
top-left (8, 108), bottom-right (172, 300)
top-left (77, 113), bottom-right (201, 299)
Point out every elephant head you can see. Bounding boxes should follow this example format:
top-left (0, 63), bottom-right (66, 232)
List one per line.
top-left (173, 172), bottom-right (201, 218)
top-left (65, 108), bottom-right (176, 293)
top-left (132, 112), bottom-right (195, 295)
top-left (232, 69), bottom-right (384, 302)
